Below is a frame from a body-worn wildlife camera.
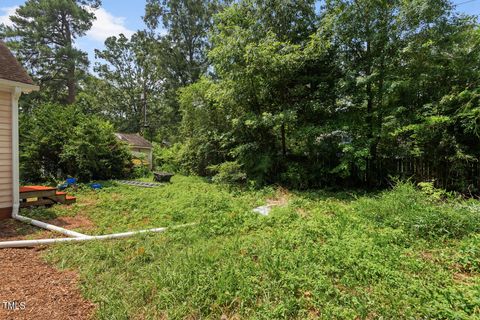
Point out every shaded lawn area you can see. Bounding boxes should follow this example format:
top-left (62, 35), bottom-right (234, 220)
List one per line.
top-left (21, 176), bottom-right (480, 319)
top-left (22, 176), bottom-right (275, 235)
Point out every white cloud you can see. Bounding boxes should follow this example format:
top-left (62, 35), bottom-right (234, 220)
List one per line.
top-left (1, 6), bottom-right (133, 43)
top-left (87, 7), bottom-right (134, 43)
top-left (0, 6), bottom-right (18, 27)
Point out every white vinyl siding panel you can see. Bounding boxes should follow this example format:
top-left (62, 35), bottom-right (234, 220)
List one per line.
top-left (0, 91), bottom-right (12, 208)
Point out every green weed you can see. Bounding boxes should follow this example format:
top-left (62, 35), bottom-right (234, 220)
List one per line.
top-left (36, 177), bottom-right (480, 319)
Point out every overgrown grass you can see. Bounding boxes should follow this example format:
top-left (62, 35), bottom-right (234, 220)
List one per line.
top-left (23, 176), bottom-right (274, 234)
top-left (35, 177), bottom-right (480, 319)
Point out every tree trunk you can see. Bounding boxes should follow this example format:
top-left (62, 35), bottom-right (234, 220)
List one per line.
top-left (281, 124), bottom-right (286, 157)
top-left (63, 13), bottom-right (76, 104)
top-left (66, 66), bottom-right (76, 104)
top-left (365, 35), bottom-right (376, 187)
top-left (366, 80), bottom-right (375, 186)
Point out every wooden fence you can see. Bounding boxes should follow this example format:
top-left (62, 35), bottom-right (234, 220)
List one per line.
top-left (369, 158), bottom-right (480, 193)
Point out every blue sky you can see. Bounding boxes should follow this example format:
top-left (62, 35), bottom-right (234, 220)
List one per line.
top-left (1, 0), bottom-right (147, 67)
top-left (1, 0), bottom-right (479, 67)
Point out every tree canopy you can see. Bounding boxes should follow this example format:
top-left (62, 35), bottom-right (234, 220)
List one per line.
top-left (4, 0), bottom-right (480, 192)
top-left (1, 0), bottom-right (101, 104)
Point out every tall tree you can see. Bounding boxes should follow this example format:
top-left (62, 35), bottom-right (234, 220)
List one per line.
top-left (318, 0), bottom-right (456, 185)
top-left (176, 0), bottom-right (480, 191)
top-left (143, 0), bottom-right (230, 138)
top-left (181, 0), bottom-right (320, 183)
top-left (0, 0), bottom-right (100, 104)
top-left (144, 0), bottom-right (226, 85)
top-left (93, 32), bottom-right (166, 138)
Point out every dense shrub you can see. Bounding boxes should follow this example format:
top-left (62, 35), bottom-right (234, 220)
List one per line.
top-left (20, 103), bottom-right (81, 182)
top-left (61, 117), bottom-right (132, 181)
top-left (356, 182), bottom-right (480, 239)
top-left (20, 103), bottom-right (132, 182)
top-left (155, 0), bottom-right (480, 193)
top-left (153, 143), bottom-right (183, 173)
top-left (458, 235), bottom-right (480, 273)
top-left (208, 161), bottom-right (247, 185)
top-left (280, 162), bottom-right (310, 189)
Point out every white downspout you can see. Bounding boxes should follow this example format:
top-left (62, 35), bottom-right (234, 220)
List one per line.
top-left (11, 87), bottom-right (20, 220)
top-left (13, 214), bottom-right (88, 238)
top-left (2, 87), bottom-right (196, 248)
top-left (0, 223), bottom-right (196, 248)
top-left (10, 86), bottom-right (87, 238)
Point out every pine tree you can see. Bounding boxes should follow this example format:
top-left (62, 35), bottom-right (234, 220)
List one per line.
top-left (0, 0), bottom-right (101, 104)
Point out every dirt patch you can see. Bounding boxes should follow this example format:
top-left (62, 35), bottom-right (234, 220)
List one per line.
top-left (0, 219), bottom-right (38, 241)
top-left (0, 215), bottom-right (94, 241)
top-left (0, 218), bottom-right (96, 319)
top-left (0, 247), bottom-right (95, 320)
top-left (453, 270), bottom-right (477, 286)
top-left (48, 215), bottom-right (94, 232)
top-left (253, 188), bottom-right (291, 216)
top-left (266, 187), bottom-right (290, 207)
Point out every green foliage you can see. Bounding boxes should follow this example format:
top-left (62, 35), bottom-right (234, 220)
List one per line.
top-left (356, 182), bottom-right (480, 240)
top-left (131, 165), bottom-right (151, 179)
top-left (208, 161), bottom-right (247, 185)
top-left (176, 78), bottom-right (229, 175)
top-left (144, 0), bottom-right (226, 84)
top-left (9, 1), bottom-right (480, 317)
top-left (0, 0), bottom-right (100, 104)
top-left (37, 177), bottom-right (480, 319)
top-left (174, 0), bottom-right (325, 185)
top-left (131, 153), bottom-right (152, 179)
top-left (141, 0), bottom-right (230, 142)
top-left (172, 0), bottom-right (480, 192)
top-left (7, 0), bottom-right (480, 192)
top-left (417, 181), bottom-right (454, 201)
top-left (20, 103), bottom-right (132, 182)
top-left (153, 143), bottom-right (183, 173)
top-left (61, 117), bottom-right (132, 181)
top-left (457, 235), bottom-right (480, 273)
top-left (93, 32), bottom-right (170, 137)
top-left (280, 162), bottom-right (310, 190)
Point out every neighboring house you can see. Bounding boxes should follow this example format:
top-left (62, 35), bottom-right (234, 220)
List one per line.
top-left (0, 41), bottom-right (39, 220)
top-left (115, 133), bottom-right (153, 169)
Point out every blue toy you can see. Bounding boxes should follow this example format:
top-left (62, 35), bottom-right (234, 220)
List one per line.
top-left (66, 177), bottom-right (77, 185)
top-left (91, 183), bottom-right (102, 190)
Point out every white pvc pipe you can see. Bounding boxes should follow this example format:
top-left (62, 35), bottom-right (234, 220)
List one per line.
top-left (5, 88), bottom-right (197, 249)
top-left (0, 237), bottom-right (89, 248)
top-left (0, 223), bottom-right (195, 248)
top-left (13, 214), bottom-right (87, 238)
top-left (0, 228), bottom-right (165, 248)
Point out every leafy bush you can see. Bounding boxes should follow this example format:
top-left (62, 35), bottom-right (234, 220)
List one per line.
top-left (131, 162), bottom-right (151, 179)
top-left (280, 162), bottom-right (309, 189)
top-left (20, 103), bottom-right (132, 182)
top-left (357, 182), bottom-right (480, 239)
top-left (20, 103), bottom-right (82, 182)
top-left (417, 181), bottom-right (454, 201)
top-left (177, 79), bottom-right (229, 176)
top-left (208, 161), bottom-right (247, 185)
top-left (61, 117), bottom-right (132, 181)
top-left (458, 235), bottom-right (480, 273)
top-left (153, 143), bottom-right (184, 173)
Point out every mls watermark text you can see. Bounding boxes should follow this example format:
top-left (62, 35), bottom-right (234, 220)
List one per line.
top-left (2, 300), bottom-right (26, 311)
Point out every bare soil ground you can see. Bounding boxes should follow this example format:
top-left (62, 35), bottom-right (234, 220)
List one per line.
top-left (266, 187), bottom-right (290, 207)
top-left (0, 217), bottom-right (95, 320)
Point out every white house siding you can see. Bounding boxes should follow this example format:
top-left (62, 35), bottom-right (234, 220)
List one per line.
top-left (0, 90), bottom-right (12, 209)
